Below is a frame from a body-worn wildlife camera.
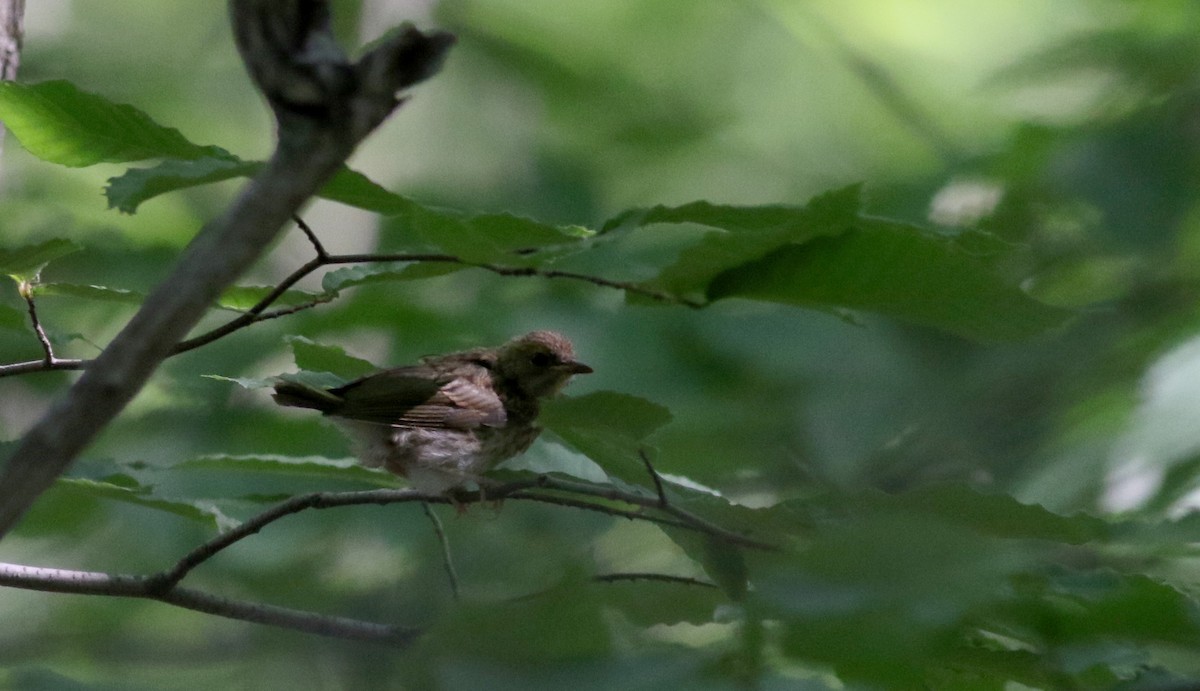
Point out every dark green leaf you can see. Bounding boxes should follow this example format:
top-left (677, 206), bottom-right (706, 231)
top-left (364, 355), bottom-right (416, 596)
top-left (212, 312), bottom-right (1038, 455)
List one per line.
top-left (418, 578), bottom-right (611, 663)
top-left (287, 336), bottom-right (379, 379)
top-left (708, 219), bottom-right (1070, 341)
top-left (0, 239), bottom-right (82, 281)
top-left (0, 80), bottom-right (223, 166)
top-left (700, 538), bottom-right (748, 601)
top-left (0, 303), bottom-right (28, 331)
top-left (105, 156), bottom-right (260, 213)
top-left (849, 484), bottom-right (1112, 544)
top-left (540, 392), bottom-right (672, 484)
top-left (53, 477), bottom-right (237, 531)
top-left (622, 185), bottom-right (862, 301)
top-left (593, 578), bottom-right (724, 626)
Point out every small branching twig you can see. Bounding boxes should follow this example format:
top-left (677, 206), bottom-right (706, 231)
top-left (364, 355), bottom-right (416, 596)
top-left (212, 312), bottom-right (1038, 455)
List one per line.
top-left (19, 282), bottom-right (55, 366)
top-left (293, 214), bottom-right (329, 259)
top-left (0, 219), bottom-right (701, 379)
top-left (639, 448), bottom-right (668, 509)
top-left (421, 501), bottom-right (460, 601)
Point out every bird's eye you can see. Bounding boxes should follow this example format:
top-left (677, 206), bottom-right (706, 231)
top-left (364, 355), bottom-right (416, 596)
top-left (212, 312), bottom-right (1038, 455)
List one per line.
top-left (530, 351), bottom-right (555, 368)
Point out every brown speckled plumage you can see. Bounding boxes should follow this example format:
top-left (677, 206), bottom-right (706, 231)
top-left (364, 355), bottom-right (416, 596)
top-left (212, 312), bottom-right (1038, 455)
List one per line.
top-left (272, 331), bottom-right (591, 493)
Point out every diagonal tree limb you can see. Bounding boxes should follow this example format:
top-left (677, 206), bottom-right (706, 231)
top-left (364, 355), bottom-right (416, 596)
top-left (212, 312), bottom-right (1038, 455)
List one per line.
top-left (0, 0), bottom-right (454, 537)
top-left (0, 0), bottom-right (24, 157)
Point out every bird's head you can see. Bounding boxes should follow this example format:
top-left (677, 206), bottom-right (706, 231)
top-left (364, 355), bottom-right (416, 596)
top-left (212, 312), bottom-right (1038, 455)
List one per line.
top-left (495, 330), bottom-right (592, 398)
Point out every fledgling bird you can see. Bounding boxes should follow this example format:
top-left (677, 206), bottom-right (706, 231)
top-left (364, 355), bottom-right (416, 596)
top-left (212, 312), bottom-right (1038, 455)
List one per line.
top-left (272, 331), bottom-right (592, 494)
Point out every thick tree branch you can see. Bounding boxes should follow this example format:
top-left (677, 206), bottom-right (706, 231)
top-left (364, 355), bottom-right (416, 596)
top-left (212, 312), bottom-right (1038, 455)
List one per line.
top-left (0, 2), bottom-right (454, 536)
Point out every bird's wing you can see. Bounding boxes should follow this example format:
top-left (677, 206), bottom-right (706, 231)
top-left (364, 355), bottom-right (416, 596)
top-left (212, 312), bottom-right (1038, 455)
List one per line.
top-left (328, 365), bottom-right (506, 429)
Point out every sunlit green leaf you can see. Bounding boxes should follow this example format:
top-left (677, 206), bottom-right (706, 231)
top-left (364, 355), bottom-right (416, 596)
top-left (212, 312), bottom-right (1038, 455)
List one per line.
top-left (106, 156), bottom-right (260, 213)
top-left (0, 80), bottom-right (224, 166)
top-left (218, 285), bottom-right (327, 311)
top-left (33, 282), bottom-right (144, 304)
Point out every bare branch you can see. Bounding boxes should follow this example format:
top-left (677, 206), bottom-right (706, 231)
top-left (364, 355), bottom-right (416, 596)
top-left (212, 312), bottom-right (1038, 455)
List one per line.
top-left (0, 562), bottom-right (417, 645)
top-left (19, 283), bottom-right (55, 365)
top-left (0, 4), bottom-right (455, 536)
top-left (293, 214), bottom-right (329, 259)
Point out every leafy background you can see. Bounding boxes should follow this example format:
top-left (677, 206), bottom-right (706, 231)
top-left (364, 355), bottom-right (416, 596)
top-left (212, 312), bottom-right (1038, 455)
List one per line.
top-left (4, 0), bottom-right (1200, 688)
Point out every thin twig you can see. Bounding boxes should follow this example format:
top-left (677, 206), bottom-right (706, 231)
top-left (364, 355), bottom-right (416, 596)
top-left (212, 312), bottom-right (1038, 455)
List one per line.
top-left (593, 572), bottom-right (718, 588)
top-left (639, 448), bottom-right (668, 508)
top-left (155, 488), bottom-right (429, 589)
top-left (422, 501), bottom-right (460, 601)
top-left (293, 214), bottom-right (328, 259)
top-left (0, 359), bottom-right (85, 376)
top-left (20, 284), bottom-right (55, 365)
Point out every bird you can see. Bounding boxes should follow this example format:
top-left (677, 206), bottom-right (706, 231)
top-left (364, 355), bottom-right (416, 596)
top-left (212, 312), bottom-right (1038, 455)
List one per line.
top-left (271, 330), bottom-right (592, 494)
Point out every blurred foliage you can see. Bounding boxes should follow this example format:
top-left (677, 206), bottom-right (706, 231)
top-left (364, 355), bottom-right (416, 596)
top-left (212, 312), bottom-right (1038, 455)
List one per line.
top-left (4, 0), bottom-right (1200, 689)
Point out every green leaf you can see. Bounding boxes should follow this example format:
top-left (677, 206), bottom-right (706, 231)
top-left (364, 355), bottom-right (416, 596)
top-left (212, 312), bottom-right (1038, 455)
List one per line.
top-left (419, 578), bottom-right (611, 664)
top-left (708, 219), bottom-right (1070, 341)
top-left (0, 239), bottom-right (82, 281)
top-left (0, 80), bottom-right (223, 166)
top-left (33, 282), bottom-right (144, 304)
top-left (619, 186), bottom-right (862, 301)
top-left (849, 484), bottom-right (1111, 544)
top-left (218, 285), bottom-right (326, 311)
top-left (203, 374), bottom-right (276, 390)
top-left (382, 203), bottom-right (588, 263)
top-left (105, 156), bottom-right (261, 213)
top-left (594, 578), bottom-right (724, 626)
top-left (317, 166), bottom-right (414, 214)
top-left (700, 537), bottom-right (749, 601)
top-left (759, 513), bottom-right (1031, 685)
top-left (540, 392), bottom-right (672, 484)
top-left (174, 454), bottom-right (396, 486)
top-left (53, 477), bottom-right (237, 531)
top-left (320, 262), bottom-right (466, 294)
top-left (0, 303), bottom-right (28, 331)
top-left (287, 336), bottom-right (379, 379)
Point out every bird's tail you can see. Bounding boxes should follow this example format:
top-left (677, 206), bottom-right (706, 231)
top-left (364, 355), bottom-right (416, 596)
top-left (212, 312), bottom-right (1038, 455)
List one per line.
top-left (272, 378), bottom-right (343, 413)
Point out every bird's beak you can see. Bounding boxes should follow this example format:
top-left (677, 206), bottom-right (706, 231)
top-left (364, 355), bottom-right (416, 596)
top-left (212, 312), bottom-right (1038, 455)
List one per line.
top-left (562, 360), bottom-right (593, 375)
